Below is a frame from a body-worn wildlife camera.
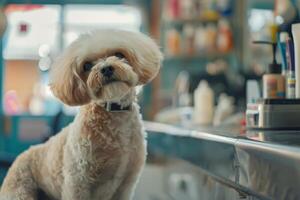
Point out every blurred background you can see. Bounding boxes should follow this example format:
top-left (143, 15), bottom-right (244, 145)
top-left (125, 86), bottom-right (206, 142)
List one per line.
top-left (0, 0), bottom-right (300, 199)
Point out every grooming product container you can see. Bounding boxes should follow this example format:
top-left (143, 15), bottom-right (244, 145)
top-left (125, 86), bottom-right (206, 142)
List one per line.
top-left (292, 23), bottom-right (300, 97)
top-left (254, 41), bottom-right (285, 99)
top-left (286, 36), bottom-right (296, 98)
top-left (246, 99), bottom-right (300, 130)
top-left (278, 32), bottom-right (288, 75)
top-left (193, 80), bottom-right (214, 125)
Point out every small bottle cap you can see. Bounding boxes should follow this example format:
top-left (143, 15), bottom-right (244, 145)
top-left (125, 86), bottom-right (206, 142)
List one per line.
top-left (268, 63), bottom-right (282, 74)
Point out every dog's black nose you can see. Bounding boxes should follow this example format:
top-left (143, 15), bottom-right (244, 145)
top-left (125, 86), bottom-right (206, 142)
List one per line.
top-left (101, 66), bottom-right (114, 78)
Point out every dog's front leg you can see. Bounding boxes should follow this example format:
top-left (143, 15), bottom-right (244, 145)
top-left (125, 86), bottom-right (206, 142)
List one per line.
top-left (61, 147), bottom-right (92, 200)
top-left (112, 147), bottom-right (146, 200)
top-left (112, 165), bottom-right (144, 200)
top-left (61, 175), bottom-right (91, 200)
top-left (0, 149), bottom-right (42, 200)
top-left (113, 176), bottom-right (138, 200)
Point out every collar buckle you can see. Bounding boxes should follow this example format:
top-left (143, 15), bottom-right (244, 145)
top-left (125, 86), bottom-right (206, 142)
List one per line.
top-left (104, 102), bottom-right (132, 112)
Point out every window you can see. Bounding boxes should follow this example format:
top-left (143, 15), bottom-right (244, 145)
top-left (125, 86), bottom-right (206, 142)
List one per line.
top-left (4, 5), bottom-right (60, 59)
top-left (64, 5), bottom-right (142, 47)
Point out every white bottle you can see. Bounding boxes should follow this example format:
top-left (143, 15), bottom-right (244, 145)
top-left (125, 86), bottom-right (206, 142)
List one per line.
top-left (292, 23), bottom-right (300, 97)
top-left (193, 80), bottom-right (214, 125)
top-left (213, 93), bottom-right (234, 126)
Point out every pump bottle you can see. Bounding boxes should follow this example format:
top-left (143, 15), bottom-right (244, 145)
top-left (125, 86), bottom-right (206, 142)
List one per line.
top-left (254, 41), bottom-right (285, 98)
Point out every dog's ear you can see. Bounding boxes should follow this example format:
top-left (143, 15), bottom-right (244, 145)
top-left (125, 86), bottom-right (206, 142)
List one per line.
top-left (50, 53), bottom-right (90, 106)
top-left (133, 37), bottom-right (163, 85)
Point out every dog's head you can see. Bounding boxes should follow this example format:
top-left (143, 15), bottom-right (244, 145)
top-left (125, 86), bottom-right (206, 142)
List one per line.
top-left (50, 29), bottom-right (163, 106)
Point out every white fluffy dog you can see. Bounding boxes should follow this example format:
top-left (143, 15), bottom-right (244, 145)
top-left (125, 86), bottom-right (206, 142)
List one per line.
top-left (0, 29), bottom-right (162, 200)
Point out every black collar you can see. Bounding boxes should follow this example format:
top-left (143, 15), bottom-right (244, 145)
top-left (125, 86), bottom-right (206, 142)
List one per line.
top-left (103, 102), bottom-right (132, 112)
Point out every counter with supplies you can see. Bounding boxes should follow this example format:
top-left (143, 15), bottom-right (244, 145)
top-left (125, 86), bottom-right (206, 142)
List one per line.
top-left (1, 120), bottom-right (300, 200)
top-left (145, 121), bottom-right (300, 200)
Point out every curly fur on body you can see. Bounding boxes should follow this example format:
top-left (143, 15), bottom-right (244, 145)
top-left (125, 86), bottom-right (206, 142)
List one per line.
top-left (0, 29), bottom-right (162, 200)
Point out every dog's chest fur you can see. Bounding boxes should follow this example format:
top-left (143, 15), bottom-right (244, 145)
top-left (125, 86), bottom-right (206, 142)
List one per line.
top-left (63, 102), bottom-right (146, 199)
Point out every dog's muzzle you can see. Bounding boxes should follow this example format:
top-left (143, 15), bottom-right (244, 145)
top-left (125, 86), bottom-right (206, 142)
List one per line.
top-left (101, 66), bottom-right (114, 78)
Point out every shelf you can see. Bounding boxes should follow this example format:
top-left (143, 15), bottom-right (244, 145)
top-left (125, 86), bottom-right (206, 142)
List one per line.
top-left (164, 52), bottom-right (233, 61)
top-left (164, 18), bottom-right (219, 26)
top-left (5, 0), bottom-right (123, 5)
top-left (163, 15), bottom-right (233, 26)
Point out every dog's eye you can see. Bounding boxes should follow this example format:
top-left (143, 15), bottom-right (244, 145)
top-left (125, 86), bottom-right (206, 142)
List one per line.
top-left (83, 61), bottom-right (94, 72)
top-left (114, 52), bottom-right (125, 59)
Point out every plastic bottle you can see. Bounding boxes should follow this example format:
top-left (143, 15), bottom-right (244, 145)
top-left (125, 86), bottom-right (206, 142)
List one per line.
top-left (173, 71), bottom-right (191, 107)
top-left (254, 41), bottom-right (285, 98)
top-left (193, 80), bottom-right (214, 125)
top-left (206, 24), bottom-right (217, 52)
top-left (213, 93), bottom-right (234, 126)
top-left (195, 26), bottom-right (206, 53)
top-left (286, 35), bottom-right (296, 98)
top-left (217, 19), bottom-right (233, 53)
top-left (278, 32), bottom-right (288, 75)
top-left (183, 24), bottom-right (195, 55)
top-left (181, 0), bottom-right (195, 19)
top-left (168, 0), bottom-right (180, 20)
top-left (292, 23), bottom-right (300, 98)
top-left (262, 50), bottom-right (285, 99)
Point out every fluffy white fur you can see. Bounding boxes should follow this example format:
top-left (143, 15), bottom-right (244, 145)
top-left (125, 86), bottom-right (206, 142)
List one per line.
top-left (0, 29), bottom-right (162, 200)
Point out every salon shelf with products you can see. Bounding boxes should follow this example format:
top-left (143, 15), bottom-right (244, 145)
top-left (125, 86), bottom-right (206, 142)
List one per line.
top-left (162, 22), bottom-right (234, 60)
top-left (161, 0), bottom-right (235, 61)
top-left (156, 0), bottom-right (243, 116)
